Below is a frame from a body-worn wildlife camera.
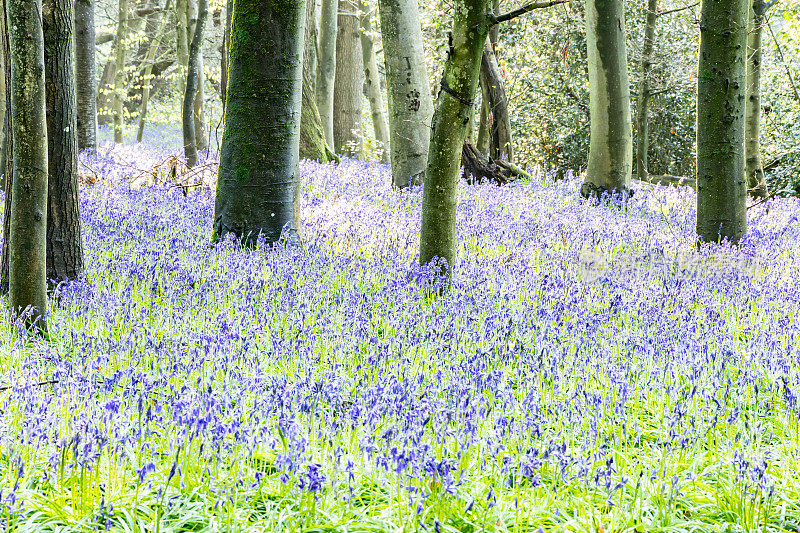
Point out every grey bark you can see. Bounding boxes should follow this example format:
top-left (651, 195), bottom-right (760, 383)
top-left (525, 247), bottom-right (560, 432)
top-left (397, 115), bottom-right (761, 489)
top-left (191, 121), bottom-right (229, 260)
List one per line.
top-left (44, 0), bottom-right (84, 284)
top-left (696, 0), bottom-right (749, 243)
top-left (182, 0), bottom-right (206, 167)
top-left (635, 0), bottom-right (656, 181)
top-left (113, 0), bottom-right (128, 143)
top-left (480, 38), bottom-right (512, 162)
top-left (175, 0), bottom-right (188, 96)
top-left (379, 0), bottom-right (433, 187)
top-left (581, 0), bottom-right (633, 198)
top-left (301, 0), bottom-right (335, 162)
top-left (187, 0), bottom-right (207, 151)
top-left (316, 0), bottom-right (337, 146)
top-left (7, 0), bottom-right (49, 328)
top-left (360, 0), bottom-right (389, 162)
top-left (744, 0), bottom-right (768, 198)
top-left (213, 0), bottom-right (305, 246)
top-left (333, 0), bottom-right (363, 156)
top-left (136, 0), bottom-right (170, 142)
top-left (75, 0), bottom-right (97, 152)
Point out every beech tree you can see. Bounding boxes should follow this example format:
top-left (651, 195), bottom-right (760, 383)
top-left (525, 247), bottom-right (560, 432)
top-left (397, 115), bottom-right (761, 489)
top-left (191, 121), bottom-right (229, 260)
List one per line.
top-left (379, 0), bottom-right (433, 187)
top-left (333, 0), bottom-right (363, 156)
top-left (213, 0), bottom-right (305, 246)
top-left (316, 0), bottom-right (337, 147)
top-left (182, 0), bottom-right (207, 167)
top-left (744, 0), bottom-right (771, 198)
top-left (696, 0), bottom-right (748, 243)
top-left (113, 0), bottom-right (128, 143)
top-left (581, 0), bottom-right (633, 198)
top-left (360, 0), bottom-right (390, 162)
top-left (75, 0), bottom-right (97, 153)
top-left (6, 0), bottom-right (49, 328)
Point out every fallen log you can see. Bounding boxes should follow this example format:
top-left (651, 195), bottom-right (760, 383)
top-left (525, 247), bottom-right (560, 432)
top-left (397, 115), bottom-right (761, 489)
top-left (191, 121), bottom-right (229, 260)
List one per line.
top-left (636, 174), bottom-right (696, 189)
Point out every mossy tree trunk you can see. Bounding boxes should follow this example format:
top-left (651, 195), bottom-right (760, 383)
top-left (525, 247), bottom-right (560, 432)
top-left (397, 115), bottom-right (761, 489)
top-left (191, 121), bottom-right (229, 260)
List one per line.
top-left (113, 0), bottom-right (128, 143)
top-left (360, 0), bottom-right (390, 162)
top-left (696, 0), bottom-right (748, 243)
top-left (221, 0), bottom-right (231, 116)
top-left (182, 0), bottom-right (206, 167)
top-left (333, 0), bottom-right (363, 156)
top-left (44, 0), bottom-right (84, 284)
top-left (7, 0), bottom-right (49, 328)
top-left (316, 0), bottom-right (337, 146)
top-left (213, 0), bottom-right (305, 246)
top-left (0, 0), bottom-right (12, 290)
top-left (75, 0), bottom-right (97, 152)
top-left (379, 0), bottom-right (433, 186)
top-left (744, 0), bottom-right (769, 198)
top-left (419, 0), bottom-right (490, 274)
top-left (581, 0), bottom-right (633, 198)
top-left (635, 0), bottom-right (656, 181)
top-left (301, 0), bottom-right (334, 162)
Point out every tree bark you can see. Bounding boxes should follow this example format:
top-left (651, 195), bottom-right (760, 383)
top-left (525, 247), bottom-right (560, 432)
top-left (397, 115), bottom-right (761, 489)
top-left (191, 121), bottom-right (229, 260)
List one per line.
top-left (581, 0), bottom-right (633, 198)
top-left (175, 0), bottom-right (188, 97)
top-left (96, 54), bottom-right (115, 125)
top-left (0, 0), bottom-right (12, 291)
top-left (333, 0), bottom-right (363, 156)
top-left (360, 0), bottom-right (389, 162)
top-left (379, 0), bottom-right (434, 187)
top-left (75, 0), bottom-right (97, 153)
top-left (187, 0), bottom-right (207, 152)
top-left (113, 0), bottom-right (129, 143)
top-left (316, 0), bottom-right (337, 147)
top-left (44, 0), bottom-right (84, 284)
top-left (744, 0), bottom-right (768, 198)
top-left (419, 0), bottom-right (490, 275)
top-left (182, 0), bottom-right (206, 167)
top-left (221, 0), bottom-right (231, 116)
top-left (480, 38), bottom-right (512, 162)
top-left (635, 0), bottom-right (656, 181)
top-left (136, 0), bottom-right (170, 142)
top-left (7, 0), bottom-right (49, 328)
top-left (0, 20), bottom-right (5, 181)
top-left (213, 0), bottom-right (305, 246)
top-left (301, 0), bottom-right (335, 162)
top-left (696, 0), bottom-right (748, 243)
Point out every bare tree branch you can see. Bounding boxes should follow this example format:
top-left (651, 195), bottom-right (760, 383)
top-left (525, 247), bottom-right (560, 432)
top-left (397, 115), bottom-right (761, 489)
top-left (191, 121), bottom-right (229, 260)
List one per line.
top-left (489, 0), bottom-right (569, 25)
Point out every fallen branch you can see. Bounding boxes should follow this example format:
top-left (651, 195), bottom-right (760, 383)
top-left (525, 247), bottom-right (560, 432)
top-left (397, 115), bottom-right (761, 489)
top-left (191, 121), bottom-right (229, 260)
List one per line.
top-left (636, 174), bottom-right (696, 189)
top-left (461, 142), bottom-right (529, 185)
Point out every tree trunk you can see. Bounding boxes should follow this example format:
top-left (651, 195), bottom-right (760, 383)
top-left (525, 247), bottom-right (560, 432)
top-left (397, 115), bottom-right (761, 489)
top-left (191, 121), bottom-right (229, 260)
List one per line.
top-left (419, 0), bottom-right (490, 274)
top-left (316, 0), bottom-right (337, 146)
top-left (220, 0), bottom-right (230, 115)
top-left (175, 0), bottom-right (188, 96)
top-left (744, 0), bottom-right (768, 198)
top-left (96, 55), bottom-right (115, 125)
top-left (44, 0), bottom-right (84, 284)
top-left (75, 0), bottom-right (97, 153)
top-left (696, 0), bottom-right (748, 243)
top-left (581, 0), bottom-right (633, 198)
top-left (137, 0), bottom-right (170, 142)
top-left (333, 0), bottom-right (363, 156)
top-left (480, 38), bottom-right (512, 162)
top-left (213, 0), bottom-right (305, 246)
top-left (0, 0), bottom-right (12, 292)
top-left (301, 0), bottom-right (334, 162)
top-left (360, 0), bottom-right (389, 162)
top-left (0, 22), bottom-right (5, 181)
top-left (7, 0), bottom-right (49, 328)
top-left (476, 89), bottom-right (489, 154)
top-left (379, 0), bottom-right (434, 187)
top-left (182, 0), bottom-right (206, 167)
top-left (113, 0), bottom-right (128, 143)
top-left (187, 0), bottom-right (207, 152)
top-left (635, 0), bottom-right (656, 181)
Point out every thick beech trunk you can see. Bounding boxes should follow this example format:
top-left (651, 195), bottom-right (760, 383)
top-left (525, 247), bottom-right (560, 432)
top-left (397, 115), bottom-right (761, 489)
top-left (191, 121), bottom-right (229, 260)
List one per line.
top-left (333, 0), bottom-right (363, 156)
top-left (480, 38), bottom-right (512, 162)
top-left (581, 0), bottom-right (633, 198)
top-left (419, 0), bottom-right (490, 274)
top-left (182, 0), bottom-right (206, 167)
top-left (213, 0), bottom-right (305, 246)
top-left (113, 0), bottom-right (128, 143)
top-left (75, 0), bottom-right (97, 152)
top-left (379, 0), bottom-right (433, 186)
top-left (360, 0), bottom-right (389, 162)
top-left (316, 0), bottom-right (337, 146)
top-left (7, 0), bottom-right (49, 327)
top-left (44, 0), bottom-right (84, 284)
top-left (696, 0), bottom-right (748, 243)
top-left (744, 0), bottom-right (768, 198)
top-left (635, 0), bottom-right (656, 181)
top-left (221, 0), bottom-right (230, 115)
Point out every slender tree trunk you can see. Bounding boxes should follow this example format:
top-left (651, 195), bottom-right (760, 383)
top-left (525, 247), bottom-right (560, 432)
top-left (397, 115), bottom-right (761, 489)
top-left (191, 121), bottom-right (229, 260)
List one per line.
top-left (581, 0), bottom-right (633, 198)
top-left (696, 0), bottom-right (748, 243)
top-left (186, 0), bottom-right (207, 152)
top-left (44, 0), bottom-right (84, 284)
top-left (301, 0), bottom-right (334, 162)
top-left (360, 0), bottom-right (389, 162)
top-left (213, 0), bottom-right (305, 246)
top-left (476, 89), bottom-right (489, 154)
top-left (316, 0), bottom-right (337, 147)
top-left (7, 0), bottom-right (49, 328)
top-left (745, 0), bottom-right (768, 198)
top-left (635, 0), bottom-right (656, 181)
top-left (480, 38), bottom-right (512, 162)
top-left (96, 54), bottom-right (115, 125)
top-left (175, 0), bottom-right (188, 96)
top-left (137, 0), bottom-right (170, 142)
top-left (182, 0), bottom-right (206, 167)
top-left (75, 0), bottom-right (97, 153)
top-left (419, 0), bottom-right (490, 274)
top-left (113, 0), bottom-right (128, 143)
top-left (379, 0), bottom-right (434, 186)
top-left (333, 0), bottom-right (363, 156)
top-left (0, 0), bottom-right (13, 292)
top-left (0, 23), bottom-right (6, 180)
